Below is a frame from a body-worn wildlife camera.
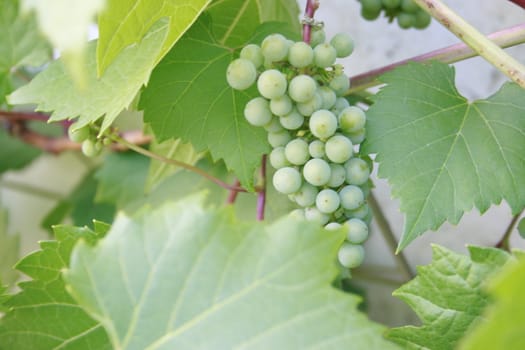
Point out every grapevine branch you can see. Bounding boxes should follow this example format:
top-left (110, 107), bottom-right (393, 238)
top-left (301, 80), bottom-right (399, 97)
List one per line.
top-left (302, 0), bottom-right (319, 44)
top-left (495, 209), bottom-right (524, 251)
top-left (412, 0), bottom-right (525, 88)
top-left (510, 0), bottom-right (525, 9)
top-left (348, 23), bottom-right (525, 93)
top-left (256, 155), bottom-right (267, 221)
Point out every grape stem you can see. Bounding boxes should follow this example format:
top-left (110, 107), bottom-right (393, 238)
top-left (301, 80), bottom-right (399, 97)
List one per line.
top-left (256, 155), bottom-right (267, 221)
top-left (348, 23), bottom-right (525, 94)
top-left (412, 0), bottom-right (525, 88)
top-left (302, 0), bottom-right (319, 44)
top-left (495, 209), bottom-right (524, 251)
top-left (369, 192), bottom-right (414, 281)
top-left (226, 179), bottom-right (242, 204)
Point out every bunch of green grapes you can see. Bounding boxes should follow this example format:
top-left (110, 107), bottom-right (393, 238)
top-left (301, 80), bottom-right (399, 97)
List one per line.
top-left (226, 29), bottom-right (372, 270)
top-left (68, 122), bottom-right (107, 157)
top-left (360, 0), bottom-right (431, 29)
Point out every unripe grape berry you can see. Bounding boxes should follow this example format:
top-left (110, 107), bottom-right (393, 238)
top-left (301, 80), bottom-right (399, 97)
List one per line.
top-left (361, 7), bottom-right (381, 20)
top-left (329, 74), bottom-right (350, 96)
top-left (288, 75), bottom-right (317, 103)
top-left (414, 10), bottom-right (431, 29)
top-left (226, 58), bottom-right (257, 90)
top-left (316, 189), bottom-right (341, 214)
top-left (346, 129), bottom-right (366, 145)
top-left (345, 158), bottom-right (371, 185)
top-left (296, 93), bottom-right (323, 116)
top-left (289, 208), bottom-right (305, 220)
top-left (303, 158), bottom-right (331, 186)
top-left (309, 140), bottom-right (325, 158)
top-left (304, 207), bottom-right (330, 225)
top-left (338, 243), bottom-right (365, 268)
top-left (339, 185), bottom-right (365, 210)
top-left (398, 13), bottom-right (416, 28)
top-left (285, 138), bottom-right (310, 165)
top-left (382, 0), bottom-right (401, 9)
top-left (261, 34), bottom-right (289, 62)
top-left (270, 95), bottom-right (293, 117)
top-left (268, 130), bottom-right (291, 148)
top-left (327, 163), bottom-right (346, 187)
top-left (345, 203), bottom-right (370, 220)
top-left (330, 33), bottom-right (354, 58)
top-left (279, 109), bottom-right (305, 130)
top-left (309, 109), bottom-right (338, 139)
top-left (310, 28), bottom-right (326, 47)
top-left (257, 69), bottom-right (287, 99)
top-left (81, 139), bottom-right (99, 157)
top-left (273, 167), bottom-right (302, 194)
top-left (325, 222), bottom-right (342, 230)
top-left (288, 41), bottom-right (314, 68)
top-left (313, 43), bottom-right (337, 68)
top-left (264, 117), bottom-right (283, 133)
top-left (325, 135), bottom-right (353, 163)
top-left (318, 86), bottom-right (337, 110)
top-left (294, 182), bottom-right (318, 207)
top-left (68, 122), bottom-right (90, 143)
top-left (338, 106), bottom-right (366, 133)
top-left (401, 0), bottom-right (420, 13)
top-left (345, 218), bottom-right (369, 244)
top-left (270, 147), bottom-right (290, 169)
top-left (244, 97), bottom-right (272, 126)
top-left (240, 44), bottom-right (264, 68)
top-left (361, 0), bottom-right (383, 12)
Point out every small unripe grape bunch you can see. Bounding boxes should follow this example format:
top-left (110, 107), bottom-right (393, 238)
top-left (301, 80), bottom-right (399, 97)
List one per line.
top-left (359, 0), bottom-right (432, 30)
top-left (226, 29), bottom-right (373, 270)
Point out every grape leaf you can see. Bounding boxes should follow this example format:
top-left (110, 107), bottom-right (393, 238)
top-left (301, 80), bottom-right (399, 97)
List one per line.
top-left (459, 253), bottom-right (525, 350)
top-left (362, 62), bottom-right (525, 250)
top-left (0, 208), bottom-right (19, 286)
top-left (140, 19), bottom-right (299, 189)
top-left (207, 0), bottom-right (300, 46)
top-left (0, 128), bottom-right (41, 173)
top-left (518, 217), bottom-right (525, 239)
top-left (387, 245), bottom-right (512, 350)
top-left (0, 0), bottom-right (51, 72)
top-left (64, 194), bottom-right (399, 349)
top-left (8, 20), bottom-right (169, 133)
top-left (96, 0), bottom-right (212, 75)
top-left (0, 225), bottom-right (111, 349)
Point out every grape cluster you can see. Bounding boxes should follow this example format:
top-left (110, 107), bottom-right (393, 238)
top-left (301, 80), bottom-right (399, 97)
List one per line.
top-left (226, 30), bottom-right (372, 270)
top-left (68, 122), bottom-right (108, 157)
top-left (359, 0), bottom-right (431, 29)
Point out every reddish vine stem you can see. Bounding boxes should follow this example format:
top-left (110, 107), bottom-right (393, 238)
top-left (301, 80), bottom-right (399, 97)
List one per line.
top-left (495, 209), bottom-right (524, 251)
top-left (510, 0), bottom-right (525, 9)
top-left (226, 179), bottom-right (242, 204)
top-left (256, 155), bottom-right (267, 221)
top-left (302, 0), bottom-right (319, 44)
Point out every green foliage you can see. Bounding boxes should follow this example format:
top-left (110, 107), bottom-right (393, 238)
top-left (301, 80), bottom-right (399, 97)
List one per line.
top-left (8, 20), bottom-right (169, 133)
top-left (0, 208), bottom-right (19, 286)
top-left (0, 128), bottom-right (41, 174)
top-left (460, 253), bottom-right (525, 350)
top-left (64, 194), bottom-right (399, 349)
top-left (363, 61), bottom-right (525, 250)
top-left (0, 225), bottom-right (110, 349)
top-left (96, 0), bottom-right (212, 75)
top-left (387, 245), bottom-right (512, 350)
top-left (518, 217), bottom-right (525, 238)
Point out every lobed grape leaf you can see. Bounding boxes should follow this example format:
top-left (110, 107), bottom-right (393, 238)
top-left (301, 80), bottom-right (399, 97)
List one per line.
top-left (459, 252), bottom-right (525, 350)
top-left (207, 0), bottom-right (300, 47)
top-left (387, 245), bottom-right (512, 350)
top-left (0, 128), bottom-right (41, 174)
top-left (362, 62), bottom-right (525, 250)
top-left (139, 19), bottom-right (299, 190)
top-left (0, 225), bottom-right (111, 349)
top-left (64, 194), bottom-right (400, 349)
top-left (8, 20), bottom-right (169, 133)
top-left (96, 0), bottom-right (212, 75)
top-left (0, 208), bottom-right (19, 286)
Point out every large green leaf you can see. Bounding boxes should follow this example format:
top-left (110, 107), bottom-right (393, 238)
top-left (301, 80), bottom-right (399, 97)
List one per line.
top-left (0, 128), bottom-right (41, 173)
top-left (8, 20), bottom-right (169, 132)
top-left (139, 19), bottom-right (299, 189)
top-left (0, 0), bottom-right (50, 71)
top-left (0, 225), bottom-right (110, 349)
top-left (207, 0), bottom-right (300, 46)
top-left (96, 0), bottom-right (212, 75)
top-left (0, 208), bottom-right (19, 286)
top-left (387, 245), bottom-right (512, 350)
top-left (64, 194), bottom-right (400, 349)
top-left (362, 62), bottom-right (525, 250)
top-left (459, 253), bottom-right (525, 350)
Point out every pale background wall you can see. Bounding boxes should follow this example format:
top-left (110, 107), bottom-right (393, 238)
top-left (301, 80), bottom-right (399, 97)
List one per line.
top-left (2, 0), bottom-right (525, 326)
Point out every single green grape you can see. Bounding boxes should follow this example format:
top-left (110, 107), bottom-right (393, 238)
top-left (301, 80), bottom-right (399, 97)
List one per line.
top-left (296, 93), bottom-right (323, 116)
top-left (361, 0), bottom-right (383, 12)
top-left (313, 43), bottom-right (337, 68)
top-left (329, 74), bottom-right (350, 96)
top-left (257, 69), bottom-right (287, 99)
top-left (279, 109), bottom-right (305, 130)
top-left (310, 28), bottom-right (326, 47)
top-left (294, 182), bottom-right (318, 207)
top-left (261, 33), bottom-right (289, 62)
top-left (285, 138), bottom-right (310, 165)
top-left (270, 95), bottom-right (293, 117)
top-left (309, 109), bottom-right (338, 139)
top-left (330, 33), bottom-right (354, 58)
top-left (345, 218), bottom-right (369, 244)
top-left (264, 117), bottom-right (284, 133)
top-left (327, 163), bottom-right (346, 187)
top-left (401, 0), bottom-right (420, 13)
top-left (81, 139), bottom-right (100, 157)
top-left (345, 203), bottom-right (370, 220)
top-left (325, 135), bottom-right (353, 164)
top-left (244, 97), bottom-right (272, 126)
top-left (382, 0), bottom-right (401, 9)
top-left (273, 167), bottom-right (302, 194)
top-left (308, 140), bottom-right (325, 158)
top-left (240, 44), bottom-right (264, 68)
top-left (316, 189), bottom-right (341, 214)
top-left (303, 158), bottom-right (331, 186)
top-left (346, 129), bottom-right (366, 145)
top-left (288, 75), bottom-right (317, 102)
top-left (288, 41), bottom-right (314, 68)
top-left (304, 206), bottom-right (330, 225)
top-left (338, 106), bottom-right (366, 133)
top-left (332, 97), bottom-right (350, 115)
top-left (269, 147), bottom-right (290, 169)
top-left (325, 222), bottom-right (342, 230)
top-left (226, 58), bottom-right (257, 90)
top-left (318, 86), bottom-right (337, 110)
top-left (338, 243), bottom-right (365, 268)
top-left (398, 13), bottom-right (416, 28)
top-left (345, 158), bottom-right (370, 185)
top-left (268, 130), bottom-right (292, 148)
top-left (339, 185), bottom-right (365, 210)
top-left (414, 10), bottom-right (431, 29)
top-left (68, 122), bottom-right (90, 143)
